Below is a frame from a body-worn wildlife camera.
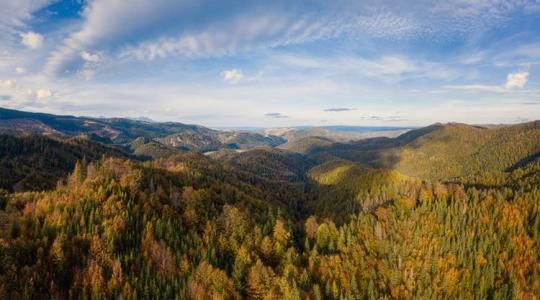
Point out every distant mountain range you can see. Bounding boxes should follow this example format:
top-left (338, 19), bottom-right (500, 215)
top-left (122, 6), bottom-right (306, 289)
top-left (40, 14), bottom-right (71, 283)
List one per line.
top-left (0, 107), bottom-right (415, 158)
top-left (0, 107), bottom-right (285, 156)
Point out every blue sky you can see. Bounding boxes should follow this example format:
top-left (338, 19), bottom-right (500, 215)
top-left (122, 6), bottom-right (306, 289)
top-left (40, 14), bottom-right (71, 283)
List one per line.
top-left (0, 0), bottom-right (539, 127)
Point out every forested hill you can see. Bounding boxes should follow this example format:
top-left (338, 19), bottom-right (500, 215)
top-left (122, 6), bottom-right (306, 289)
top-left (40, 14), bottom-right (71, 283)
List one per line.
top-left (1, 144), bottom-right (539, 298)
top-left (305, 121), bottom-right (540, 180)
top-left (0, 134), bottom-right (129, 192)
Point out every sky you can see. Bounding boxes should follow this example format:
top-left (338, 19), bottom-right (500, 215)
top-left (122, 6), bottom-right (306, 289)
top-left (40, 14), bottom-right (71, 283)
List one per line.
top-left (0, 0), bottom-right (540, 127)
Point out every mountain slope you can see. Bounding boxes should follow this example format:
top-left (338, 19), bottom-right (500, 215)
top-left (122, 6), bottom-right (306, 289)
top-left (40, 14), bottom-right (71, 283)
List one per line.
top-left (1, 144), bottom-right (538, 299)
top-left (211, 148), bottom-right (316, 216)
top-left (0, 107), bottom-right (285, 151)
top-left (129, 137), bottom-right (178, 159)
top-left (308, 159), bottom-right (416, 219)
top-left (0, 134), bottom-right (128, 191)
top-left (307, 121), bottom-right (540, 180)
top-left (0, 107), bottom-right (203, 143)
top-left (266, 126), bottom-right (410, 144)
top-left (279, 136), bottom-right (335, 154)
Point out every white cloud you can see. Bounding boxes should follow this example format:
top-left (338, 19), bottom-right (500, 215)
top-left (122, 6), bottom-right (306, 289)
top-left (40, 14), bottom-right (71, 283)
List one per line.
top-left (119, 12), bottom-right (420, 62)
top-left (505, 71), bottom-right (529, 89)
top-left (120, 13), bottom-right (303, 60)
top-left (443, 84), bottom-right (507, 93)
top-left (45, 0), bottom-right (197, 74)
top-left (265, 112), bottom-right (288, 118)
top-left (36, 89), bottom-right (52, 99)
top-left (0, 79), bottom-right (17, 89)
top-left (20, 31), bottom-right (43, 49)
top-left (42, 0), bottom-right (540, 76)
top-left (0, 79), bottom-right (54, 102)
top-left (0, 0), bottom-right (52, 44)
top-left (444, 71), bottom-right (530, 93)
top-left (458, 51), bottom-right (486, 65)
top-left (78, 51), bottom-right (105, 79)
top-left (221, 69), bottom-right (244, 84)
top-left (80, 51), bottom-right (103, 63)
top-left (15, 67), bottom-right (26, 74)
top-left (272, 54), bottom-right (456, 81)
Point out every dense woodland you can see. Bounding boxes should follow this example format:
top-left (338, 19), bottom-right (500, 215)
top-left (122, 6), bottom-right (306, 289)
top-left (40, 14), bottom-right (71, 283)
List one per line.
top-left (0, 119), bottom-right (539, 299)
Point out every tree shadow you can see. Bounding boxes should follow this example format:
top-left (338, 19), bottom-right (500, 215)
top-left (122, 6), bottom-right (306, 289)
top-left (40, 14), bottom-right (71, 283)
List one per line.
top-left (506, 150), bottom-right (540, 171)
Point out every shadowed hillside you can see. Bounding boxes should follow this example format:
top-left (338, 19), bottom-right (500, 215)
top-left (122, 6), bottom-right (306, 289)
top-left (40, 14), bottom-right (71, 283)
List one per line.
top-left (0, 134), bottom-right (128, 191)
top-left (129, 137), bottom-right (179, 159)
top-left (211, 148), bottom-right (316, 217)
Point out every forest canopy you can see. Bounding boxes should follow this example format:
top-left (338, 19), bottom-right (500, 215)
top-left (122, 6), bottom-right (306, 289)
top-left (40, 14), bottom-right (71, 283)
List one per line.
top-left (0, 120), bottom-right (539, 299)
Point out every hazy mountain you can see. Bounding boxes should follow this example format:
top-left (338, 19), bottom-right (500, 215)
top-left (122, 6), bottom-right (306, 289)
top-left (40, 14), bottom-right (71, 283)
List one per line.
top-left (266, 126), bottom-right (410, 144)
top-left (279, 136), bottom-right (335, 154)
top-left (0, 107), bottom-right (285, 152)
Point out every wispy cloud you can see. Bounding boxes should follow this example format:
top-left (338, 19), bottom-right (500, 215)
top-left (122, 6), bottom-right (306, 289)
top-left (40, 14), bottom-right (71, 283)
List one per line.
top-left (0, 0), bottom-right (53, 43)
top-left (324, 107), bottom-right (356, 112)
top-left (273, 53), bottom-right (457, 81)
top-left (359, 115), bottom-right (408, 122)
top-left (80, 51), bottom-right (103, 63)
top-left (42, 0), bottom-right (539, 75)
top-left (458, 51), bottom-right (486, 65)
top-left (0, 78), bottom-right (53, 102)
top-left (45, 0), bottom-right (197, 74)
top-left (221, 69), bottom-right (244, 84)
top-left (265, 112), bottom-right (288, 118)
top-left (444, 84), bottom-right (508, 93)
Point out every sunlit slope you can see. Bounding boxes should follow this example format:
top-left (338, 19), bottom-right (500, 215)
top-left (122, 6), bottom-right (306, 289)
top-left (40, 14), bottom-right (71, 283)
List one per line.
top-left (389, 123), bottom-right (491, 179)
top-left (307, 121), bottom-right (540, 180)
top-left (308, 159), bottom-right (416, 219)
top-left (465, 121), bottom-right (540, 173)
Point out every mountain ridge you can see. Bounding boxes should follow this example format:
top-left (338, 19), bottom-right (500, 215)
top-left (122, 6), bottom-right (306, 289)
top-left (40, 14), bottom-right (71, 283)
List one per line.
top-left (0, 107), bottom-right (286, 153)
top-left (306, 121), bottom-right (540, 179)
